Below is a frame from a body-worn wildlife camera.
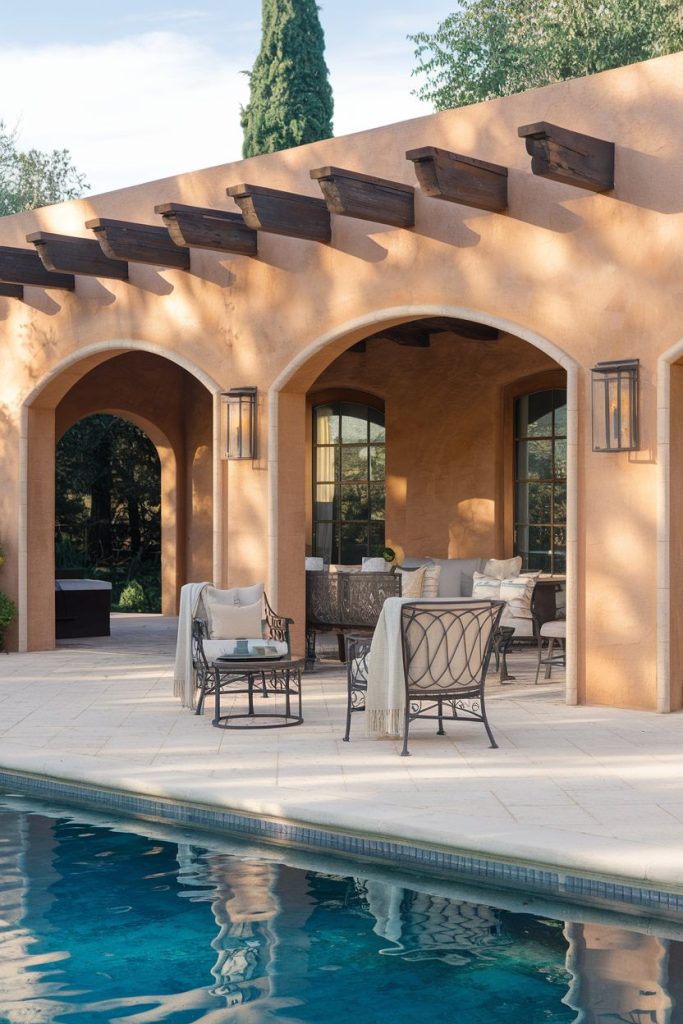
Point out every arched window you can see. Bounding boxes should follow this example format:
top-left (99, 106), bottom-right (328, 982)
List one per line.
top-left (313, 401), bottom-right (385, 564)
top-left (514, 388), bottom-right (567, 573)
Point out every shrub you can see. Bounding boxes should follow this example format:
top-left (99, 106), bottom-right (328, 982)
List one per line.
top-left (0, 591), bottom-right (16, 651)
top-left (117, 581), bottom-right (146, 613)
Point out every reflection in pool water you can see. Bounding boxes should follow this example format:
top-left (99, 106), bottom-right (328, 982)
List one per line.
top-left (0, 796), bottom-right (680, 1023)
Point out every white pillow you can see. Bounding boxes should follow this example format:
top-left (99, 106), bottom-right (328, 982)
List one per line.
top-left (471, 572), bottom-right (502, 601)
top-left (305, 556), bottom-right (324, 571)
top-left (397, 565), bottom-right (428, 598)
top-left (421, 564), bottom-right (441, 598)
top-left (361, 557), bottom-right (390, 572)
top-left (484, 557), bottom-right (523, 580)
top-left (500, 572), bottom-right (540, 620)
top-left (207, 599), bottom-right (264, 640)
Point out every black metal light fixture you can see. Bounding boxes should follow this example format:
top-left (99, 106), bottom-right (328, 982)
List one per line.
top-left (591, 359), bottom-right (639, 452)
top-left (224, 387), bottom-right (257, 459)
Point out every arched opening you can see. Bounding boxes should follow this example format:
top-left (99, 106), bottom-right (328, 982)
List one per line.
top-left (56, 414), bottom-right (162, 613)
top-left (270, 309), bottom-right (578, 704)
top-left (23, 347), bottom-right (218, 651)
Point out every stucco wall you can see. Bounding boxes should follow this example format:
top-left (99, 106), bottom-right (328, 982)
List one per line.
top-left (0, 53), bottom-right (681, 706)
top-left (309, 332), bottom-right (560, 560)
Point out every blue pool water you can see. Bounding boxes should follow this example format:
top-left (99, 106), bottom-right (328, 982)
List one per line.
top-left (0, 793), bottom-right (681, 1023)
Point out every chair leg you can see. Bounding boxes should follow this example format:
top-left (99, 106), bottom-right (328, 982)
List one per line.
top-left (437, 699), bottom-right (445, 735)
top-left (534, 633), bottom-right (543, 685)
top-left (544, 638), bottom-right (554, 679)
top-left (481, 697), bottom-right (498, 749)
top-left (195, 673), bottom-right (206, 715)
top-left (343, 687), bottom-right (352, 742)
top-left (400, 704), bottom-right (411, 756)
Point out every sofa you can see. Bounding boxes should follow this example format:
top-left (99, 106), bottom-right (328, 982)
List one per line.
top-left (399, 556), bottom-right (561, 639)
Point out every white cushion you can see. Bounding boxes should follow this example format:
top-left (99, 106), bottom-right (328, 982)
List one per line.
top-left (206, 599), bottom-right (264, 640)
top-left (421, 565), bottom-right (442, 598)
top-left (200, 638), bottom-right (288, 661)
top-left (484, 556), bottom-right (522, 580)
top-left (361, 557), bottom-right (390, 572)
top-left (396, 565), bottom-right (428, 598)
top-left (500, 573), bottom-right (540, 620)
top-left (471, 571), bottom-right (540, 629)
top-left (471, 573), bottom-right (503, 601)
top-left (305, 557), bottom-right (325, 571)
top-left (541, 619), bottom-right (566, 639)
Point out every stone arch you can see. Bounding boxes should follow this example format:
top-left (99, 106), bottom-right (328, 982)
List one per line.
top-left (19, 341), bottom-right (223, 651)
top-left (268, 305), bottom-right (579, 705)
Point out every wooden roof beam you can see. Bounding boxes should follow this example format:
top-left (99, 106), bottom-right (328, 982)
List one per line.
top-left (26, 232), bottom-right (128, 280)
top-left (0, 246), bottom-right (75, 290)
top-left (518, 121), bottom-right (614, 192)
top-left (0, 283), bottom-right (23, 299)
top-left (227, 183), bottom-right (331, 243)
top-left (310, 166), bottom-right (415, 227)
top-left (86, 218), bottom-right (189, 269)
top-left (406, 146), bottom-right (508, 212)
top-left (155, 202), bottom-right (257, 256)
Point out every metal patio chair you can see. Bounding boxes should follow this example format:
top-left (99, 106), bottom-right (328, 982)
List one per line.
top-left (192, 593), bottom-right (293, 716)
top-left (343, 633), bottom-right (373, 741)
top-left (399, 601), bottom-right (504, 756)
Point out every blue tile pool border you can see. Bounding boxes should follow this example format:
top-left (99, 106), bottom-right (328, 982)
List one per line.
top-left (2, 767), bottom-right (682, 920)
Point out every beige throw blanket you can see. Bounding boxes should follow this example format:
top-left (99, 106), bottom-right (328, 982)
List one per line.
top-left (174, 582), bottom-right (210, 707)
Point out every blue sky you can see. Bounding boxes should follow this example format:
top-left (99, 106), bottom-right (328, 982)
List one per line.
top-left (2, 2), bottom-right (456, 195)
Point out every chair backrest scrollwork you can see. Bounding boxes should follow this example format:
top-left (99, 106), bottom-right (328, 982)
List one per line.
top-left (400, 601), bottom-right (504, 694)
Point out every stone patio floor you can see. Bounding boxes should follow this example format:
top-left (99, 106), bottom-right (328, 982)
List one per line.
top-left (1, 614), bottom-right (682, 891)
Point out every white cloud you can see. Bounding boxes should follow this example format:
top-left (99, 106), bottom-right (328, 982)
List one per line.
top-left (0, 28), bottom-right (435, 196)
top-left (0, 32), bottom-right (250, 194)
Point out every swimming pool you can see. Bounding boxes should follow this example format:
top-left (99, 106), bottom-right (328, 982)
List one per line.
top-left (1, 790), bottom-right (682, 1023)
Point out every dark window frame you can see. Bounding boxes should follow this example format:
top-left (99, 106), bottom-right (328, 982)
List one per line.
top-left (312, 401), bottom-right (385, 565)
top-left (513, 388), bottom-right (567, 574)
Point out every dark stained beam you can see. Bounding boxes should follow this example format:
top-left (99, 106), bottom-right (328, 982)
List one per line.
top-left (382, 328), bottom-right (430, 348)
top-left (155, 202), bottom-right (257, 255)
top-left (86, 218), bottom-right (190, 269)
top-left (0, 283), bottom-right (23, 299)
top-left (0, 246), bottom-right (75, 290)
top-left (227, 183), bottom-right (331, 243)
top-left (26, 232), bottom-right (129, 280)
top-left (310, 166), bottom-right (415, 227)
top-left (363, 317), bottom-right (500, 348)
top-left (406, 146), bottom-right (508, 212)
top-left (419, 316), bottom-right (499, 342)
top-left (518, 121), bottom-right (615, 192)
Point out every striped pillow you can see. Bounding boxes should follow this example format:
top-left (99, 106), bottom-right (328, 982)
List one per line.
top-left (421, 565), bottom-right (442, 598)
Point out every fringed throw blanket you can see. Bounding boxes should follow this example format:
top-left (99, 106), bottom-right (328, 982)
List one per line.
top-left (174, 581), bottom-right (209, 708)
top-left (366, 597), bottom-right (410, 738)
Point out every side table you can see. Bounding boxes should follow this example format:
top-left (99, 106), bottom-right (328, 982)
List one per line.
top-left (211, 656), bottom-right (305, 729)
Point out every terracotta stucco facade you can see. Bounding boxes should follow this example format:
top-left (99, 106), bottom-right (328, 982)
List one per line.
top-left (1, 53), bottom-right (682, 711)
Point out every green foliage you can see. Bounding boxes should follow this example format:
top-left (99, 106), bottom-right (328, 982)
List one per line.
top-left (117, 581), bottom-right (147, 613)
top-left (0, 121), bottom-right (88, 216)
top-left (242, 0), bottom-right (334, 157)
top-left (0, 591), bottom-right (16, 651)
top-left (411, 0), bottom-right (683, 110)
top-left (55, 415), bottom-right (161, 613)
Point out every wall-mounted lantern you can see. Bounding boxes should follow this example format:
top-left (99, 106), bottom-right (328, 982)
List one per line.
top-left (223, 387), bottom-right (257, 460)
top-left (591, 359), bottom-right (639, 452)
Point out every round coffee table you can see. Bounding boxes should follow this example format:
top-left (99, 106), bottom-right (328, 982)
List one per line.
top-left (210, 655), bottom-right (305, 729)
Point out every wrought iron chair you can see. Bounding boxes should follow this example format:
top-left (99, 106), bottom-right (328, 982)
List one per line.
top-left (343, 633), bottom-right (373, 741)
top-left (192, 594), bottom-right (292, 716)
top-left (399, 601), bottom-right (504, 756)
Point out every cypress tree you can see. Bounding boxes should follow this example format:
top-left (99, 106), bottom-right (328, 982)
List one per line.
top-left (241, 0), bottom-right (334, 158)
